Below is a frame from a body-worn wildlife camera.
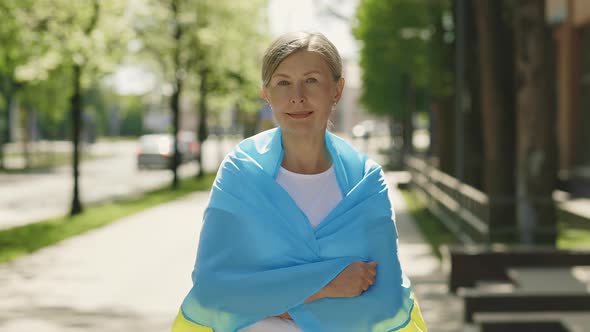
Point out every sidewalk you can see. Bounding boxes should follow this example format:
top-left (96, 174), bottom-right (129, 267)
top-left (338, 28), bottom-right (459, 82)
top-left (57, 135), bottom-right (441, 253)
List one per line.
top-left (0, 192), bottom-right (210, 332)
top-left (387, 172), bottom-right (474, 332)
top-left (0, 173), bottom-right (471, 332)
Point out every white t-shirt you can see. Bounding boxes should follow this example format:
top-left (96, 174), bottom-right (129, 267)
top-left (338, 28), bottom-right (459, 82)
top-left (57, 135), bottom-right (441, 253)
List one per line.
top-left (238, 165), bottom-right (343, 332)
top-left (276, 165), bottom-right (343, 228)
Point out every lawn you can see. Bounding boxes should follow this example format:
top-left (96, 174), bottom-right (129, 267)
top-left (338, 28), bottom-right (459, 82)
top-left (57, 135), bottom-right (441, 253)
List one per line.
top-left (0, 174), bottom-right (215, 264)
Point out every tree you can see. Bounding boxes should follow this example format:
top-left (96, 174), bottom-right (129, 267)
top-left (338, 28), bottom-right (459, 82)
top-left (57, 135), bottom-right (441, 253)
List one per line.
top-left (190, 0), bottom-right (267, 178)
top-left (513, 0), bottom-right (558, 244)
top-left (474, 0), bottom-right (517, 241)
top-left (354, 0), bottom-right (430, 166)
top-left (137, 0), bottom-right (207, 188)
top-left (16, 0), bottom-right (131, 214)
top-left (0, 0), bottom-right (33, 169)
top-left (427, 0), bottom-right (455, 174)
top-left (137, 0), bottom-right (267, 183)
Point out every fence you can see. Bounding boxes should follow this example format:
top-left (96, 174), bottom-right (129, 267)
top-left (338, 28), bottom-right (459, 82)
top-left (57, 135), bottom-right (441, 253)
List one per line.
top-left (405, 155), bottom-right (590, 244)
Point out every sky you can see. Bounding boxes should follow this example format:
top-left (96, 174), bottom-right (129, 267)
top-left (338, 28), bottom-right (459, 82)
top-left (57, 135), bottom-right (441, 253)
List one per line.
top-left (267, 0), bottom-right (360, 60)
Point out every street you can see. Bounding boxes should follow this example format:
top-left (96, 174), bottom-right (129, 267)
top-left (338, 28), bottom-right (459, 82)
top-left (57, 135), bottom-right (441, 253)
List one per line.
top-left (0, 137), bottom-right (238, 230)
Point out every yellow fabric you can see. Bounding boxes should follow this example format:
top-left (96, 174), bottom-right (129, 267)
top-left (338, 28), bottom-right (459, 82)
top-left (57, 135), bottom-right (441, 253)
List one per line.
top-left (172, 310), bottom-right (213, 332)
top-left (397, 298), bottom-right (428, 332)
top-left (171, 299), bottom-right (427, 332)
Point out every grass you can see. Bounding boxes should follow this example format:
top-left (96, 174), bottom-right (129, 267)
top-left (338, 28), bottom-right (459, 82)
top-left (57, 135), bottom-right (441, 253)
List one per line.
top-left (400, 188), bottom-right (590, 257)
top-left (0, 174), bottom-right (216, 264)
top-left (400, 189), bottom-right (459, 259)
top-left (558, 227), bottom-right (590, 250)
top-left (1, 152), bottom-right (109, 174)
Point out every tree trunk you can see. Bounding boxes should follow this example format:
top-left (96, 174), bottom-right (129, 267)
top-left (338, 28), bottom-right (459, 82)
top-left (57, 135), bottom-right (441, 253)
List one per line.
top-left (69, 0), bottom-right (99, 215)
top-left (387, 115), bottom-right (398, 168)
top-left (403, 75), bottom-right (415, 158)
top-left (463, 0), bottom-right (484, 191)
top-left (0, 91), bottom-right (13, 170)
top-left (454, 0), bottom-right (466, 181)
top-left (475, 0), bottom-right (517, 242)
top-left (514, 0), bottom-right (558, 245)
top-left (170, 83), bottom-right (181, 189)
top-left (70, 64), bottom-right (83, 216)
top-left (196, 66), bottom-right (209, 178)
top-left (20, 103), bottom-right (31, 170)
top-left (434, 96), bottom-right (455, 173)
top-left (237, 104), bottom-right (257, 138)
top-left (0, 78), bottom-right (19, 170)
top-left (170, 0), bottom-right (183, 189)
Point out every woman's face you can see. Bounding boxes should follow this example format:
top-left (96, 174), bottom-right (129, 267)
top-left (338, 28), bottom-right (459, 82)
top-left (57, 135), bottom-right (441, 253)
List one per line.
top-left (261, 51), bottom-right (344, 137)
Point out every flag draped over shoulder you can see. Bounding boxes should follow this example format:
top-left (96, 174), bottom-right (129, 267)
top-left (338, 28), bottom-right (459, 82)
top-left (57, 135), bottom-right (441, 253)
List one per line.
top-left (176, 128), bottom-right (424, 332)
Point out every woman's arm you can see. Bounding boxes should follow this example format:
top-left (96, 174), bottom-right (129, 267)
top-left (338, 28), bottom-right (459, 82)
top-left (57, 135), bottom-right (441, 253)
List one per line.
top-left (275, 261), bottom-right (377, 320)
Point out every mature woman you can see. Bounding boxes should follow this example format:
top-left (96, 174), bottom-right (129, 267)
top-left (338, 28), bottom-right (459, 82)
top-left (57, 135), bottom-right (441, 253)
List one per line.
top-left (172, 31), bottom-right (427, 332)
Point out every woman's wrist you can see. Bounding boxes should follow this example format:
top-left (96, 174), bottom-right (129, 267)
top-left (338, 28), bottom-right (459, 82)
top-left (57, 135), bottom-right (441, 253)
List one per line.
top-left (305, 284), bottom-right (330, 303)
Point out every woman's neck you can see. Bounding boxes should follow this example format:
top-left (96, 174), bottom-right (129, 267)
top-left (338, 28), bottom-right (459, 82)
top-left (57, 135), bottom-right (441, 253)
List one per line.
top-left (281, 131), bottom-right (331, 174)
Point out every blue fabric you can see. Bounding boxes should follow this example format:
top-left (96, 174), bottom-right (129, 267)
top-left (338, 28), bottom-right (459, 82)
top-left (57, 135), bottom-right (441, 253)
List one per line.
top-left (180, 128), bottom-right (414, 332)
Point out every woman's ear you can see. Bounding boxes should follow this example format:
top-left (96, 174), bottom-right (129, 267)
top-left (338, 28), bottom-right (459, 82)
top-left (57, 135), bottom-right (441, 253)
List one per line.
top-left (334, 78), bottom-right (345, 103)
top-left (260, 88), bottom-right (269, 102)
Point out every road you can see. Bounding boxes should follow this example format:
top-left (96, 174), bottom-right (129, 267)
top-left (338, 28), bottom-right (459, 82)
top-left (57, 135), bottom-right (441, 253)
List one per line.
top-left (0, 133), bottom-right (393, 230)
top-left (0, 137), bottom-right (238, 230)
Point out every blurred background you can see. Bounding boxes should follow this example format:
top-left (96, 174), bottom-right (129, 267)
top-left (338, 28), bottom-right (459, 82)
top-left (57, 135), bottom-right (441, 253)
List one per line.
top-left (1, 0), bottom-right (590, 331)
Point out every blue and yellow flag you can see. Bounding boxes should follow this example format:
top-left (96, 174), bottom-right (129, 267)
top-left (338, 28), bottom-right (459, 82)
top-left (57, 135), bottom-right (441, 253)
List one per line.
top-left (174, 128), bottom-right (427, 332)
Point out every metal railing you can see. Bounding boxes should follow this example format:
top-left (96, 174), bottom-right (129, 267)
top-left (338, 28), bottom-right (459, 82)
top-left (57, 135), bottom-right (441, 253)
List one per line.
top-left (405, 155), bottom-right (590, 244)
top-left (405, 155), bottom-right (489, 244)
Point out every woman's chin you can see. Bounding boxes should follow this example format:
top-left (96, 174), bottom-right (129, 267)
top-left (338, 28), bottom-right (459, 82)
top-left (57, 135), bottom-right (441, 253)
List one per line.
top-left (280, 124), bottom-right (326, 138)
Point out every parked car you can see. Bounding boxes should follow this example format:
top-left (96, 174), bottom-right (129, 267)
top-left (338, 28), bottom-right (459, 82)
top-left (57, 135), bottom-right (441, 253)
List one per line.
top-left (352, 120), bottom-right (389, 139)
top-left (136, 131), bottom-right (200, 170)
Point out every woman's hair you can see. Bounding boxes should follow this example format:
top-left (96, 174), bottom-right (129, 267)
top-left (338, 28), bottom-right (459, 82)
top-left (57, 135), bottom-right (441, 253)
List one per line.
top-left (261, 31), bottom-right (342, 87)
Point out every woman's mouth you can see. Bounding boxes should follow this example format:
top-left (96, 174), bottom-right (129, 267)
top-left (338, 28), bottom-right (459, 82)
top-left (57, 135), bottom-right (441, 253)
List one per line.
top-left (286, 111), bottom-right (313, 119)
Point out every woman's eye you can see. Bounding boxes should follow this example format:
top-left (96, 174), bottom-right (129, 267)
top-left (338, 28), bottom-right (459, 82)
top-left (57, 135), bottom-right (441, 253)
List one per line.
top-left (306, 77), bottom-right (318, 83)
top-left (277, 80), bottom-right (289, 86)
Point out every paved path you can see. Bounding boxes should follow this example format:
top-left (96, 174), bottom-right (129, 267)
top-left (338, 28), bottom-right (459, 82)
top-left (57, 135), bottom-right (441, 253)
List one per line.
top-left (0, 192), bottom-right (209, 332)
top-left (388, 173), bottom-right (475, 332)
top-left (0, 173), bottom-right (474, 332)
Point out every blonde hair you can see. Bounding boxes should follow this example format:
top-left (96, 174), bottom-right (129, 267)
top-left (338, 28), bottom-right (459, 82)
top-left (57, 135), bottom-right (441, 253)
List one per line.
top-left (261, 31), bottom-right (343, 87)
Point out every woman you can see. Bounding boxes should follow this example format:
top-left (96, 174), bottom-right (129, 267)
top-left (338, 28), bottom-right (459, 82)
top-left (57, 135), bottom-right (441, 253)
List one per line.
top-left (172, 31), bottom-right (427, 332)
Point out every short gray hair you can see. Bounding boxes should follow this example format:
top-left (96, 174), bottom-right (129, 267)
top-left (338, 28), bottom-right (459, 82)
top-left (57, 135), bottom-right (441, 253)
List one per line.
top-left (261, 31), bottom-right (342, 87)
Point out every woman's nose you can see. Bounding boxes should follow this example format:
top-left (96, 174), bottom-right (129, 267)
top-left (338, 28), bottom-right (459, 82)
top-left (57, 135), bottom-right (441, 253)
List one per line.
top-left (290, 97), bottom-right (305, 104)
top-left (290, 85), bottom-right (306, 104)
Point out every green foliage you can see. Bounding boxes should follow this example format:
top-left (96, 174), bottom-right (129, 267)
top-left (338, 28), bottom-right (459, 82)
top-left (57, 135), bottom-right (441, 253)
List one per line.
top-left (428, 0), bottom-right (455, 98)
top-left (135, 0), bottom-right (269, 118)
top-left (0, 0), bottom-right (269, 144)
top-left (354, 0), bottom-right (455, 117)
top-left (118, 95), bottom-right (145, 136)
top-left (354, 0), bottom-right (429, 117)
top-left (0, 0), bottom-right (134, 141)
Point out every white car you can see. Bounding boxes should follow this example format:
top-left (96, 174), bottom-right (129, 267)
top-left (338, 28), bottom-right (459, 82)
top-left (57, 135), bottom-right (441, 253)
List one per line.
top-left (136, 132), bottom-right (200, 170)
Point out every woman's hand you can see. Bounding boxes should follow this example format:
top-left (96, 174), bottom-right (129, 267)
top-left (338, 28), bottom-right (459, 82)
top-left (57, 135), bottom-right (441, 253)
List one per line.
top-left (304, 261), bottom-right (377, 303)
top-left (324, 261), bottom-right (377, 297)
top-left (276, 312), bottom-right (293, 320)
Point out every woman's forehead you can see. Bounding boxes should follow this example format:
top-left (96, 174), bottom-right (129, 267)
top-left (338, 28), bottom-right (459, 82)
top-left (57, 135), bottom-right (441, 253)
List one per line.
top-left (273, 51), bottom-right (330, 76)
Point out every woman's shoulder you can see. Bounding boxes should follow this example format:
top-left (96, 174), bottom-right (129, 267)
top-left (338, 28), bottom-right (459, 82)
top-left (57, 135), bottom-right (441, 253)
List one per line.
top-left (218, 128), bottom-right (282, 178)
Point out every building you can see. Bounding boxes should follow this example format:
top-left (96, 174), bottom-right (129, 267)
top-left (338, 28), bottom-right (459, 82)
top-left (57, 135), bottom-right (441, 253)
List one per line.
top-left (548, 0), bottom-right (590, 194)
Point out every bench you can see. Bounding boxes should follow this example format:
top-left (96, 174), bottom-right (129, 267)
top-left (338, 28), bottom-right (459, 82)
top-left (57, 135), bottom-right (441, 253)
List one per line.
top-left (460, 266), bottom-right (590, 322)
top-left (474, 312), bottom-right (590, 332)
top-left (442, 245), bottom-right (590, 293)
